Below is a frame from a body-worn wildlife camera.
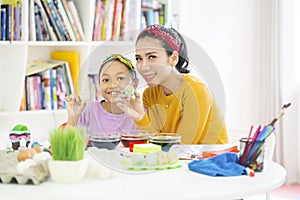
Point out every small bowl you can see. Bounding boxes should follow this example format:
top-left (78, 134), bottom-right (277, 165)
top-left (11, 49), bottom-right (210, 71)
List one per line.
top-left (120, 130), bottom-right (149, 148)
top-left (90, 134), bottom-right (121, 150)
top-left (149, 133), bottom-right (181, 151)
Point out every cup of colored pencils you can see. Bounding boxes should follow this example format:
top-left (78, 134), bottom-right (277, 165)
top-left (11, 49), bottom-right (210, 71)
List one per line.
top-left (239, 125), bottom-right (275, 172)
top-left (239, 103), bottom-right (291, 172)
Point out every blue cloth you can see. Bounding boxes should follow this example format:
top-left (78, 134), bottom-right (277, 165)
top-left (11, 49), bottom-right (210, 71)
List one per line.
top-left (188, 152), bottom-right (246, 176)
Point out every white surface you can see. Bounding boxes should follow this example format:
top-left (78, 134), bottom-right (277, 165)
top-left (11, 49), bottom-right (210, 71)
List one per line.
top-left (0, 160), bottom-right (286, 200)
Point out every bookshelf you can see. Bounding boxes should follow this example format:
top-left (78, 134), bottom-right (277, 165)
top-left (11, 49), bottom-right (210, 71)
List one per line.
top-left (0, 0), bottom-right (173, 148)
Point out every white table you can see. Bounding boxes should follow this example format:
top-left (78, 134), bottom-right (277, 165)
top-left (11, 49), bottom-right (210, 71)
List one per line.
top-left (0, 159), bottom-right (286, 200)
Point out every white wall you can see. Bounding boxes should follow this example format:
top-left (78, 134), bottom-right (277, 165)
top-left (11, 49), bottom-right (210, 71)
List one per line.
top-left (175, 0), bottom-right (300, 184)
top-left (176, 0), bottom-right (268, 130)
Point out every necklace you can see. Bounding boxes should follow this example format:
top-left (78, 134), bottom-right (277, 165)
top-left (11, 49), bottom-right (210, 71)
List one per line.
top-left (161, 76), bottom-right (183, 108)
top-left (152, 75), bottom-right (183, 132)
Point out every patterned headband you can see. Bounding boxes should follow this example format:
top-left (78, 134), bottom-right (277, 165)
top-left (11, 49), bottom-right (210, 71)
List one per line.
top-left (101, 54), bottom-right (136, 72)
top-left (141, 24), bottom-right (180, 53)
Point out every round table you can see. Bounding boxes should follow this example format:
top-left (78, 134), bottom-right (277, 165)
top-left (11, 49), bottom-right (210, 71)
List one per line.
top-left (0, 160), bottom-right (286, 200)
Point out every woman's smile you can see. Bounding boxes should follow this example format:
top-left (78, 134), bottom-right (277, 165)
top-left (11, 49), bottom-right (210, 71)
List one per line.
top-left (143, 73), bottom-right (156, 82)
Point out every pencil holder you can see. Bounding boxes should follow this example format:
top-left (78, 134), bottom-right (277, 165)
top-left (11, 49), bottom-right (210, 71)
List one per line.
top-left (239, 138), bottom-right (265, 172)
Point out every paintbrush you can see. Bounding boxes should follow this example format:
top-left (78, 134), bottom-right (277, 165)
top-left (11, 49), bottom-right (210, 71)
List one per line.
top-left (268, 103), bottom-right (291, 126)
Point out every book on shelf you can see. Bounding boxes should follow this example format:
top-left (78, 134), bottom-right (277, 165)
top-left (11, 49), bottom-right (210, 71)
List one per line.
top-left (158, 3), bottom-right (167, 25)
top-left (34, 0), bottom-right (55, 41)
top-left (111, 0), bottom-right (123, 41)
top-left (29, 0), bottom-right (36, 41)
top-left (50, 51), bottom-right (79, 94)
top-left (20, 82), bottom-right (27, 111)
top-left (13, 5), bottom-right (21, 40)
top-left (92, 0), bottom-right (139, 41)
top-left (34, 3), bottom-right (43, 41)
top-left (49, 68), bottom-right (58, 110)
top-left (140, 1), bottom-right (167, 29)
top-left (104, 0), bottom-right (114, 40)
top-left (1, 6), bottom-right (7, 40)
top-left (1, 4), bottom-right (14, 41)
top-left (61, 0), bottom-right (81, 40)
top-left (49, 59), bottom-right (74, 96)
top-left (25, 75), bottom-right (42, 110)
top-left (53, 0), bottom-right (76, 41)
top-left (25, 59), bottom-right (74, 111)
top-left (46, 0), bottom-right (71, 41)
top-left (92, 0), bottom-right (104, 41)
top-left (41, 69), bottom-right (52, 110)
top-left (100, 0), bottom-right (109, 40)
top-left (40, 0), bottom-right (64, 41)
top-left (67, 0), bottom-right (84, 41)
top-left (56, 67), bottom-right (68, 109)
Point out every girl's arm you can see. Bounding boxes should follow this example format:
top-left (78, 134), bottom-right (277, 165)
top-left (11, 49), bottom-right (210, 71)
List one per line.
top-left (65, 94), bottom-right (87, 126)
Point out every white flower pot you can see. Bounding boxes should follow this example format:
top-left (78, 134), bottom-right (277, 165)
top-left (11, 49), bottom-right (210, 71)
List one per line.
top-left (48, 158), bottom-right (88, 184)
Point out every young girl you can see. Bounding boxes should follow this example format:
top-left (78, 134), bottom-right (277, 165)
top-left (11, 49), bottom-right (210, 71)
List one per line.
top-left (65, 54), bottom-right (138, 135)
top-left (116, 24), bottom-right (228, 144)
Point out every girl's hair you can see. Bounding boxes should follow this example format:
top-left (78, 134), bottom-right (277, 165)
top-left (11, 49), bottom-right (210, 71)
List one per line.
top-left (98, 54), bottom-right (137, 81)
top-left (136, 24), bottom-right (190, 74)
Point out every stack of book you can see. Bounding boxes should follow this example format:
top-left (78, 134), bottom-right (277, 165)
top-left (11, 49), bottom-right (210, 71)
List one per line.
top-left (29, 0), bottom-right (84, 41)
top-left (0, 1), bottom-right (21, 41)
top-left (21, 59), bottom-right (74, 111)
top-left (92, 0), bottom-right (167, 41)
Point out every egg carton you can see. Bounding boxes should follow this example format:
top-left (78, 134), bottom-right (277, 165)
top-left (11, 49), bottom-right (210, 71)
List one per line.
top-left (0, 150), bottom-right (50, 185)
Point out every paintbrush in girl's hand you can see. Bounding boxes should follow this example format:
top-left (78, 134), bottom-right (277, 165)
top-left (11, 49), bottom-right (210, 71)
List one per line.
top-left (268, 103), bottom-right (291, 126)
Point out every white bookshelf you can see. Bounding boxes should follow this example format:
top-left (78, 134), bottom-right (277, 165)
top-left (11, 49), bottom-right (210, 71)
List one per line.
top-left (0, 0), bottom-right (172, 148)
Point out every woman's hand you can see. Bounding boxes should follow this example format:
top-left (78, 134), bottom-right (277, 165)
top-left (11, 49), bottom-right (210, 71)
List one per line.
top-left (65, 94), bottom-right (87, 126)
top-left (115, 91), bottom-right (145, 121)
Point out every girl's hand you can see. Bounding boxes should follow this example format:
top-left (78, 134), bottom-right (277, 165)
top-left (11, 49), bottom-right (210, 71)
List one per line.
top-left (115, 91), bottom-right (145, 121)
top-left (65, 94), bottom-right (87, 126)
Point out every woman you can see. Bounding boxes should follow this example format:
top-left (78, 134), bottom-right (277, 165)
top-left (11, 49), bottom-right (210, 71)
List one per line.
top-left (116, 24), bottom-right (228, 144)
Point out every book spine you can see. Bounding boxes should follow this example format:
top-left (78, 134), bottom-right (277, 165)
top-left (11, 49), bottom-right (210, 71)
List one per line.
top-left (29, 76), bottom-right (35, 110)
top-left (60, 61), bottom-right (74, 95)
top-left (20, 83), bottom-right (27, 111)
top-left (35, 1), bottom-right (51, 41)
top-left (105, 0), bottom-right (114, 41)
top-left (34, 0), bottom-right (57, 41)
top-left (42, 69), bottom-right (52, 110)
top-left (34, 3), bottom-right (43, 41)
top-left (56, 67), bottom-right (67, 109)
top-left (111, 0), bottom-right (122, 41)
top-left (41, 0), bottom-right (64, 41)
top-left (32, 75), bottom-right (39, 110)
top-left (46, 0), bottom-right (68, 41)
top-left (92, 0), bottom-right (103, 41)
top-left (13, 5), bottom-right (21, 40)
top-left (25, 76), bottom-right (31, 110)
top-left (100, 0), bottom-right (108, 41)
top-left (67, 1), bottom-right (84, 41)
top-left (29, 0), bottom-right (36, 41)
top-left (35, 75), bottom-right (43, 109)
top-left (61, 0), bottom-right (81, 40)
top-left (53, 0), bottom-right (75, 41)
top-left (1, 7), bottom-right (7, 40)
top-left (1, 4), bottom-right (13, 41)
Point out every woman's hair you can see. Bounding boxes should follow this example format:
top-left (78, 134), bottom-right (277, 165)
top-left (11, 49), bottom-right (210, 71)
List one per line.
top-left (136, 24), bottom-right (190, 74)
top-left (98, 54), bottom-right (137, 81)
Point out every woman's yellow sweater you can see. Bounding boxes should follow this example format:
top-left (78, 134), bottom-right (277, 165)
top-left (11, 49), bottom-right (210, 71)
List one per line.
top-left (134, 74), bottom-right (228, 144)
